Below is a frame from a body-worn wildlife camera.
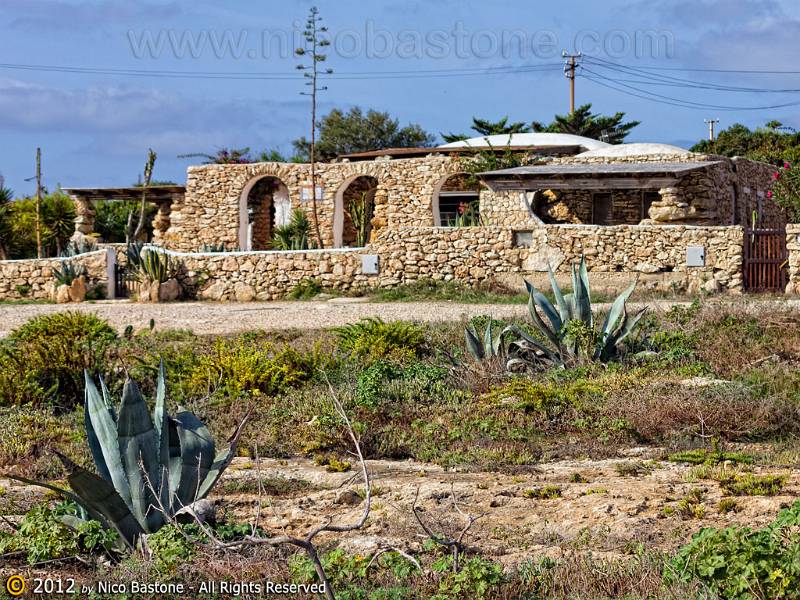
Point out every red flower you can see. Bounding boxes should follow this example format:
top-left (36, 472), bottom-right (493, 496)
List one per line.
top-left (457, 202), bottom-right (466, 215)
top-left (785, 162), bottom-right (792, 169)
top-left (773, 171), bottom-right (781, 180)
top-left (767, 190), bottom-right (774, 198)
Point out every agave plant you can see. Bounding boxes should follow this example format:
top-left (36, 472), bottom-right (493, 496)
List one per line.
top-left (516, 256), bottom-right (647, 365)
top-left (52, 260), bottom-right (87, 286)
top-left (11, 364), bottom-right (245, 549)
top-left (131, 248), bottom-right (174, 284)
top-left (464, 320), bottom-right (514, 361)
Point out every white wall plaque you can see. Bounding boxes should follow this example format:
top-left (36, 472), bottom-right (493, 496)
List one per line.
top-left (686, 246), bottom-right (705, 267)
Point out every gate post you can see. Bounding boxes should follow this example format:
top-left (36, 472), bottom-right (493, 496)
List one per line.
top-left (105, 247), bottom-right (116, 300)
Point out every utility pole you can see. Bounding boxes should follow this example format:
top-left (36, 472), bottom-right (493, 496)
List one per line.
top-left (704, 118), bottom-right (720, 142)
top-left (563, 51), bottom-right (582, 114)
top-left (35, 147), bottom-right (43, 259)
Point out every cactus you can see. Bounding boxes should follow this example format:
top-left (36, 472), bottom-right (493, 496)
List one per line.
top-left (11, 364), bottom-right (245, 549)
top-left (52, 261), bottom-right (86, 286)
top-left (515, 256), bottom-right (648, 365)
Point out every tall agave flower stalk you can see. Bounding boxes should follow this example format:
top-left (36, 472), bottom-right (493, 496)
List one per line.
top-left (12, 363), bottom-right (245, 549)
top-left (515, 256), bottom-right (648, 365)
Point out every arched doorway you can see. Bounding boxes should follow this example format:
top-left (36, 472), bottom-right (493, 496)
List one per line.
top-left (432, 173), bottom-right (482, 226)
top-left (334, 175), bottom-right (379, 247)
top-left (238, 176), bottom-right (291, 250)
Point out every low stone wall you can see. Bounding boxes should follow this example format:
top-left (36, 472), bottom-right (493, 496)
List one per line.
top-left (168, 248), bottom-right (372, 302)
top-left (527, 224), bottom-right (743, 293)
top-left (373, 225), bottom-right (744, 294)
top-left (112, 224), bottom-right (745, 302)
top-left (0, 250), bottom-right (111, 301)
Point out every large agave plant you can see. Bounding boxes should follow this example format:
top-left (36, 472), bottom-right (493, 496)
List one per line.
top-left (516, 256), bottom-right (647, 365)
top-left (11, 364), bottom-right (244, 549)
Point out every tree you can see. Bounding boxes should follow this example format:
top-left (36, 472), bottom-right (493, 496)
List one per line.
top-left (296, 5), bottom-right (333, 248)
top-left (442, 116), bottom-right (531, 143)
top-left (532, 103), bottom-right (640, 144)
top-left (292, 107), bottom-right (436, 161)
top-left (691, 121), bottom-right (800, 165)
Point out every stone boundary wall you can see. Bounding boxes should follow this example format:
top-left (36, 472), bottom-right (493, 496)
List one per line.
top-left (0, 250), bottom-right (111, 301)
top-left (375, 225), bottom-right (744, 294)
top-left (146, 223), bottom-right (745, 301)
top-left (153, 247), bottom-right (373, 302)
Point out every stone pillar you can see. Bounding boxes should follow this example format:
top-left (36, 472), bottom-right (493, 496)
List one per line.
top-left (151, 202), bottom-right (172, 245)
top-left (645, 187), bottom-right (689, 223)
top-left (72, 196), bottom-right (95, 238)
top-left (786, 224), bottom-right (800, 294)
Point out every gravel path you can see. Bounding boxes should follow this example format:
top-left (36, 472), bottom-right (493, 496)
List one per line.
top-left (0, 299), bottom-right (537, 337)
top-left (1, 297), bottom-right (795, 338)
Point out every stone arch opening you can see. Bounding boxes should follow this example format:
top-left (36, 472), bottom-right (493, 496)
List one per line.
top-left (238, 175), bottom-right (291, 250)
top-left (432, 173), bottom-right (482, 226)
top-left (334, 175), bottom-right (379, 247)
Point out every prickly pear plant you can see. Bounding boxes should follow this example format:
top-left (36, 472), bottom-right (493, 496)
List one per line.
top-left (11, 363), bottom-right (246, 549)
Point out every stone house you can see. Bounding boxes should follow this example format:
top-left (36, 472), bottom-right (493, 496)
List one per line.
top-left (45, 132), bottom-right (789, 302)
top-left (65, 134), bottom-right (780, 252)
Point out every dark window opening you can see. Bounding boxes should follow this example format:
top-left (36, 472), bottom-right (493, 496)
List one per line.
top-left (642, 191), bottom-right (659, 221)
top-left (439, 192), bottom-right (480, 226)
top-left (592, 193), bottom-right (613, 225)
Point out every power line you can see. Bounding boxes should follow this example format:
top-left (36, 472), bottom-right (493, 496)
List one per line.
top-left (583, 56), bottom-right (800, 93)
top-left (0, 61), bottom-right (562, 81)
top-left (580, 66), bottom-right (800, 111)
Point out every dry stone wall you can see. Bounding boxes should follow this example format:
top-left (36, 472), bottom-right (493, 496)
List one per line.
top-left (157, 224), bottom-right (744, 301)
top-left (786, 224), bottom-right (800, 294)
top-left (0, 250), bottom-right (110, 301)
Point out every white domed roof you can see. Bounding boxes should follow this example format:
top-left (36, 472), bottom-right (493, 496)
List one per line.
top-left (577, 142), bottom-right (691, 158)
top-left (438, 133), bottom-right (612, 152)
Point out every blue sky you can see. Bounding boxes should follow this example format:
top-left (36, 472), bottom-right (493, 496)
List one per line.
top-left (2, 0), bottom-right (800, 194)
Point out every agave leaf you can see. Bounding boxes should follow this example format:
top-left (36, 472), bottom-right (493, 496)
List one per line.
top-left (464, 327), bottom-right (484, 360)
top-left (56, 452), bottom-right (143, 548)
top-left (6, 474), bottom-right (110, 532)
top-left (525, 285), bottom-right (561, 351)
top-left (98, 376), bottom-right (116, 422)
top-left (483, 320), bottom-right (493, 357)
top-left (173, 410), bottom-right (216, 510)
top-left (152, 360), bottom-right (171, 511)
top-left (573, 258), bottom-right (592, 327)
top-left (84, 373), bottom-right (131, 510)
top-left (612, 306), bottom-right (648, 348)
top-left (598, 279), bottom-right (638, 347)
top-left (117, 379), bottom-right (162, 532)
top-left (196, 445), bottom-right (235, 501)
top-left (167, 416), bottom-right (182, 502)
top-left (547, 264), bottom-right (570, 323)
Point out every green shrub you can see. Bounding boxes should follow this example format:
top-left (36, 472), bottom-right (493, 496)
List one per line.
top-left (524, 485), bottom-right (562, 500)
top-left (185, 339), bottom-right (322, 400)
top-left (719, 473), bottom-right (786, 496)
top-left (0, 502), bottom-right (116, 564)
top-left (146, 524), bottom-right (197, 574)
top-left (0, 312), bottom-right (117, 407)
top-left (288, 278), bottom-right (323, 300)
top-left (433, 555), bottom-right (505, 599)
top-left (334, 318), bottom-right (425, 362)
top-left (355, 360), bottom-right (449, 408)
top-left (485, 378), bottom-right (602, 422)
top-left (670, 500), bottom-right (800, 599)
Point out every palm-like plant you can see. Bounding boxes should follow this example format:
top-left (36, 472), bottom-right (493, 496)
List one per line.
top-left (0, 187), bottom-right (13, 260)
top-left (514, 257), bottom-right (647, 365)
top-left (10, 365), bottom-right (245, 549)
top-left (52, 260), bottom-right (87, 286)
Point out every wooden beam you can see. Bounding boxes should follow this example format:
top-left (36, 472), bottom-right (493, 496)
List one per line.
top-left (485, 177), bottom-right (679, 191)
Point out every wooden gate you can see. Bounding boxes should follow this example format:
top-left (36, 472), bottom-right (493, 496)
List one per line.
top-left (743, 227), bottom-right (788, 292)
